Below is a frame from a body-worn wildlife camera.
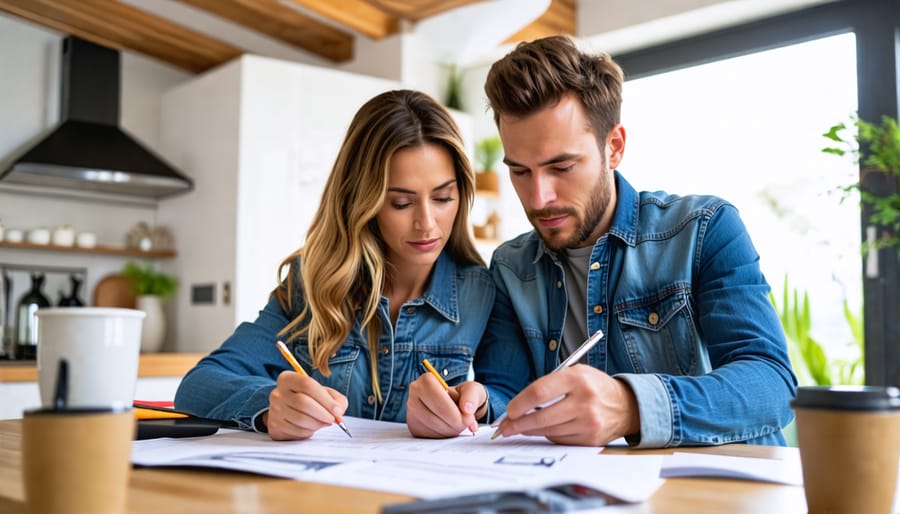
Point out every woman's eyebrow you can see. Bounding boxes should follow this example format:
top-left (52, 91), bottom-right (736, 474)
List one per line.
top-left (387, 179), bottom-right (457, 194)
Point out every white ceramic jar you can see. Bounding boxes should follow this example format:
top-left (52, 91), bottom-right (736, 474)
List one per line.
top-left (5, 229), bottom-right (23, 243)
top-left (52, 225), bottom-right (76, 246)
top-left (27, 228), bottom-right (51, 245)
top-left (76, 232), bottom-right (97, 248)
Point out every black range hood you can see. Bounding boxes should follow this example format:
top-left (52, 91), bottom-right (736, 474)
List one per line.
top-left (0, 37), bottom-right (193, 200)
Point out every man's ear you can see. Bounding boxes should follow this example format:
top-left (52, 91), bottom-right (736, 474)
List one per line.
top-left (606, 124), bottom-right (626, 169)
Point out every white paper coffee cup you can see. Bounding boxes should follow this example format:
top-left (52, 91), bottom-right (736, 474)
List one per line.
top-left (36, 308), bottom-right (145, 409)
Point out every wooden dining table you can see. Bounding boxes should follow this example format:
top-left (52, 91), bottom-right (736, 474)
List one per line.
top-left (0, 418), bottom-right (808, 513)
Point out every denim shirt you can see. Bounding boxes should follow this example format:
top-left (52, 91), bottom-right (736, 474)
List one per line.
top-left (175, 251), bottom-right (495, 431)
top-left (474, 171), bottom-right (797, 448)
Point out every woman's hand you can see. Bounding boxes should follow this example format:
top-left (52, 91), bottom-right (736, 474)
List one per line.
top-left (263, 371), bottom-right (349, 440)
top-left (407, 376), bottom-right (488, 438)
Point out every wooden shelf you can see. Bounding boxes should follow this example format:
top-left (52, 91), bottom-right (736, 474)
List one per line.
top-left (0, 241), bottom-right (176, 259)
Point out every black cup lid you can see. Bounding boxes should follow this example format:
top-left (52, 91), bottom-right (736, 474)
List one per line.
top-left (24, 405), bottom-right (132, 417)
top-left (791, 385), bottom-right (900, 411)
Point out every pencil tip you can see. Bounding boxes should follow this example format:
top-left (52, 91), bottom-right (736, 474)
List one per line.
top-left (490, 429), bottom-right (502, 440)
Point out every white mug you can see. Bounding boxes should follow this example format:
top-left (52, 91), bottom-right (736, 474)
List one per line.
top-left (36, 308), bottom-right (145, 409)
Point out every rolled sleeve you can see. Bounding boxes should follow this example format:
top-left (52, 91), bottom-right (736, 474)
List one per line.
top-left (615, 373), bottom-right (673, 448)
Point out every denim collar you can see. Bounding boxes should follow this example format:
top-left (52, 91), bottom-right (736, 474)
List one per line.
top-left (531, 170), bottom-right (639, 263)
top-left (382, 251), bottom-right (459, 323)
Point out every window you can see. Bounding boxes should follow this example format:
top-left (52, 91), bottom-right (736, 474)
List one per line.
top-left (621, 33), bottom-right (860, 368)
top-left (614, 0), bottom-right (900, 385)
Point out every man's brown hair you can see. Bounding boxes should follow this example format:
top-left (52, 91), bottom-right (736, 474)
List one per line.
top-left (485, 35), bottom-right (624, 143)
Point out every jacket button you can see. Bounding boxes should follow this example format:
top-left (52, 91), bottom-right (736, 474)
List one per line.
top-left (648, 312), bottom-right (659, 325)
top-left (381, 347), bottom-right (389, 354)
top-left (367, 395), bottom-right (376, 405)
top-left (590, 262), bottom-right (600, 270)
top-left (593, 305), bottom-right (603, 314)
top-left (556, 280), bottom-right (562, 289)
top-left (548, 339), bottom-right (558, 351)
top-left (442, 368), bottom-right (449, 377)
top-left (405, 306), bottom-right (415, 314)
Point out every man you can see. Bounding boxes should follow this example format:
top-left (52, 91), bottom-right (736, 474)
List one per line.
top-left (406, 36), bottom-right (797, 448)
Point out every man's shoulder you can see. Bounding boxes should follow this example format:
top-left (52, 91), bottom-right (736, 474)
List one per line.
top-left (493, 230), bottom-right (541, 256)
top-left (636, 190), bottom-right (733, 224)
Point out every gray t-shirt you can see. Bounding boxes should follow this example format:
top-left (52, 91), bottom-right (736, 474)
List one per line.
top-left (560, 245), bottom-right (594, 362)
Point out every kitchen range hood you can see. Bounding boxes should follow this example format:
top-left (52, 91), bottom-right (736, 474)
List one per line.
top-left (0, 37), bottom-right (193, 200)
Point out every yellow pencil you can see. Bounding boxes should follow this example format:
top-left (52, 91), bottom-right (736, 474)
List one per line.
top-left (422, 358), bottom-right (449, 391)
top-left (275, 340), bottom-right (352, 438)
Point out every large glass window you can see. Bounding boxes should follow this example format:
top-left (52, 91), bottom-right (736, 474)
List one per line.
top-left (620, 33), bottom-right (861, 379)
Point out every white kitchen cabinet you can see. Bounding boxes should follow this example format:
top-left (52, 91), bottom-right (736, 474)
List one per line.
top-left (156, 55), bottom-right (402, 353)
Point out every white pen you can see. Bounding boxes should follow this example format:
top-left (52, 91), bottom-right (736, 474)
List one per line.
top-left (490, 329), bottom-right (604, 437)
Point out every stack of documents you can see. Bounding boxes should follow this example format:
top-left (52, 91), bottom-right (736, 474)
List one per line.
top-left (131, 417), bottom-right (665, 502)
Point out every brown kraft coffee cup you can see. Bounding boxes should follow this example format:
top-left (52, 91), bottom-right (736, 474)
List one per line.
top-left (792, 385), bottom-right (900, 514)
top-left (22, 407), bottom-right (135, 514)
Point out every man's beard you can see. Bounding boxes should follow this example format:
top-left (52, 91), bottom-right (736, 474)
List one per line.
top-left (528, 174), bottom-right (611, 252)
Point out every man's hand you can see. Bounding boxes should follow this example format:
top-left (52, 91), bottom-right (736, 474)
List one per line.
top-left (492, 365), bottom-right (639, 446)
top-left (263, 371), bottom-right (349, 440)
top-left (407, 375), bottom-right (488, 438)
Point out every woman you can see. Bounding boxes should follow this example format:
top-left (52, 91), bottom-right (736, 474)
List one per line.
top-left (175, 90), bottom-right (495, 440)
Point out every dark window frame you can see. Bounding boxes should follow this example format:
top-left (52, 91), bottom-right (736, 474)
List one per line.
top-left (613, 0), bottom-right (900, 386)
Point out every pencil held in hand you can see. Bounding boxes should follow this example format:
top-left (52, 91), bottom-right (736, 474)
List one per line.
top-left (422, 358), bottom-right (478, 434)
top-left (422, 358), bottom-right (449, 391)
top-left (275, 340), bottom-right (352, 438)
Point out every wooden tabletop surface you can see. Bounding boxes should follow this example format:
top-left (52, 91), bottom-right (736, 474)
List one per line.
top-left (0, 419), bottom-right (808, 513)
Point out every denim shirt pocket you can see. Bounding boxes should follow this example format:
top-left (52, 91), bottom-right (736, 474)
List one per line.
top-left (294, 341), bottom-right (363, 397)
top-left (415, 343), bottom-right (474, 386)
top-left (615, 285), bottom-right (700, 375)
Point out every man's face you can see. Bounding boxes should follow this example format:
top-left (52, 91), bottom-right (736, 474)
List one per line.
top-left (498, 94), bottom-right (625, 251)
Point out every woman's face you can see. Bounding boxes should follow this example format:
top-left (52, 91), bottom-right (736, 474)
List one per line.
top-left (376, 143), bottom-right (460, 272)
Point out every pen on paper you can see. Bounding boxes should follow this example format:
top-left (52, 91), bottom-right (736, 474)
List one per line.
top-left (490, 329), bottom-right (604, 440)
top-left (275, 340), bottom-right (352, 438)
top-left (422, 358), bottom-right (476, 434)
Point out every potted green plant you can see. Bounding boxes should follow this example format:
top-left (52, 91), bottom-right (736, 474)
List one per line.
top-left (823, 114), bottom-right (900, 256)
top-left (122, 262), bottom-right (178, 353)
top-left (474, 135), bottom-right (503, 193)
top-left (443, 63), bottom-right (464, 111)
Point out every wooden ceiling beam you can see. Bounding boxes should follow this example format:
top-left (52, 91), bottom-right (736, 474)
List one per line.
top-left (0, 0), bottom-right (577, 73)
top-left (290, 0), bottom-right (398, 40)
top-left (178, 0), bottom-right (354, 62)
top-left (504, 0), bottom-right (576, 44)
top-left (365, 0), bottom-right (482, 22)
top-left (0, 0), bottom-right (243, 73)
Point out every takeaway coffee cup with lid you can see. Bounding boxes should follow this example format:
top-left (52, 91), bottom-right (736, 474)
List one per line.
top-left (791, 385), bottom-right (900, 514)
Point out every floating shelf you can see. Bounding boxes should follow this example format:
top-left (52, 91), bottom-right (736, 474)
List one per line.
top-left (0, 241), bottom-right (176, 259)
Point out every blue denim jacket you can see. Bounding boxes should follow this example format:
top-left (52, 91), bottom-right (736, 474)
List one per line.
top-left (475, 171), bottom-right (797, 448)
top-left (175, 251), bottom-right (495, 431)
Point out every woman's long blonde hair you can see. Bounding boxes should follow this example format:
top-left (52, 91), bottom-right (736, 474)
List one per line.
top-left (273, 89), bottom-right (484, 402)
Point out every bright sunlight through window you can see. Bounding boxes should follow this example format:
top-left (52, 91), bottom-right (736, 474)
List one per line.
top-left (621, 33), bottom-right (860, 362)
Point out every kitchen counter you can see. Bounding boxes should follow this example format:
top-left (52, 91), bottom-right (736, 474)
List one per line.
top-left (0, 352), bottom-right (204, 382)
